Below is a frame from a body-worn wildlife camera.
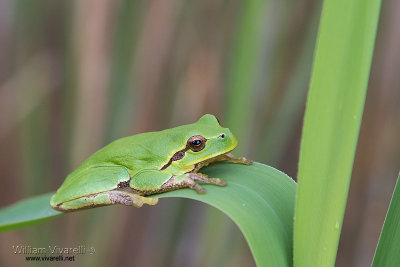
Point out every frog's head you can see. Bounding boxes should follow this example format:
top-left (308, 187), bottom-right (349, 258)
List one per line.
top-left (177, 114), bottom-right (238, 168)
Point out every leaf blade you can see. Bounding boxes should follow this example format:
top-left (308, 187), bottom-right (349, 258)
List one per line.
top-left (0, 193), bottom-right (62, 232)
top-left (162, 162), bottom-right (296, 266)
top-left (372, 173), bottom-right (400, 267)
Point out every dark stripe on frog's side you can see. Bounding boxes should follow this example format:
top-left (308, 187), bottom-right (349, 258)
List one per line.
top-left (159, 147), bottom-right (188, 170)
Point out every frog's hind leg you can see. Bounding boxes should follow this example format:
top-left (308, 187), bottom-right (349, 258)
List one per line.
top-left (160, 173), bottom-right (227, 194)
top-left (54, 190), bottom-right (158, 212)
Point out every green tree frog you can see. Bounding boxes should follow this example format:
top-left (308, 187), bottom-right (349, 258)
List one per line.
top-left (50, 114), bottom-right (252, 211)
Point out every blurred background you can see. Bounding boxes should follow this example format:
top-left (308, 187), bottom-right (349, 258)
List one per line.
top-left (0, 0), bottom-right (398, 266)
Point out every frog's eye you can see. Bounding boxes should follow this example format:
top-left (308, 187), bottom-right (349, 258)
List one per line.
top-left (187, 135), bottom-right (207, 152)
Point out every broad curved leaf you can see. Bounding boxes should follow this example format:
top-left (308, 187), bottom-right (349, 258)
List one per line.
top-left (0, 162), bottom-right (296, 266)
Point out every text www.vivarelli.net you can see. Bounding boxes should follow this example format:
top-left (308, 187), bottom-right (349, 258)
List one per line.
top-left (25, 255), bottom-right (75, 262)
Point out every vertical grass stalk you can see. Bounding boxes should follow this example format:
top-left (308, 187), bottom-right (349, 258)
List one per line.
top-left (293, 0), bottom-right (381, 266)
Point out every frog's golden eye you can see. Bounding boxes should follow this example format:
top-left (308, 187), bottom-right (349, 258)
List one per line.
top-left (187, 135), bottom-right (207, 152)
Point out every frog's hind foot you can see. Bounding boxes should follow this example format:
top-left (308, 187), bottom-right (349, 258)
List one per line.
top-left (108, 190), bottom-right (158, 208)
top-left (54, 190), bottom-right (158, 211)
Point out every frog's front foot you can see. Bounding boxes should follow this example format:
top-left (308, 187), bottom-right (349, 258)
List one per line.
top-left (187, 173), bottom-right (227, 188)
top-left (223, 153), bottom-right (253, 165)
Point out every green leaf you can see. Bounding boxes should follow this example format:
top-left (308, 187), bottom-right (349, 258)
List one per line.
top-left (293, 0), bottom-right (381, 266)
top-left (0, 162), bottom-right (296, 266)
top-left (372, 173), bottom-right (400, 266)
top-left (0, 193), bottom-right (63, 232)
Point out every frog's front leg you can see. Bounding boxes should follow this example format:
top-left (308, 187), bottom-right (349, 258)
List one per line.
top-left (131, 169), bottom-right (226, 195)
top-left (191, 153), bottom-right (252, 172)
top-left (160, 173), bottom-right (227, 194)
top-left (54, 190), bottom-right (158, 211)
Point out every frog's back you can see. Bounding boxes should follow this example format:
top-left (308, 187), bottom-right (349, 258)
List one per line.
top-left (77, 131), bottom-right (169, 173)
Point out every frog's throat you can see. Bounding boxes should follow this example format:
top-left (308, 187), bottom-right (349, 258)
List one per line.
top-left (189, 150), bottom-right (235, 174)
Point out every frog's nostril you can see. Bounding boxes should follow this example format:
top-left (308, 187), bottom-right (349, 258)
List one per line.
top-left (220, 134), bottom-right (225, 138)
